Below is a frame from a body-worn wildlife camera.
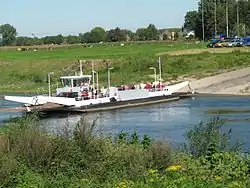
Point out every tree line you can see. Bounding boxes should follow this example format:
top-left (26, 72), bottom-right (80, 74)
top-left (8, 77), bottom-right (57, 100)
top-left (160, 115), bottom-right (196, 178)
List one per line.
top-left (0, 24), bottom-right (182, 46)
top-left (183, 0), bottom-right (250, 40)
top-left (6, 0), bottom-right (247, 47)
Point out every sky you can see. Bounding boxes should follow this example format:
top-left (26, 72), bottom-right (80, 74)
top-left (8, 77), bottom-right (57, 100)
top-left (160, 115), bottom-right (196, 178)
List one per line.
top-left (1, 0), bottom-right (199, 37)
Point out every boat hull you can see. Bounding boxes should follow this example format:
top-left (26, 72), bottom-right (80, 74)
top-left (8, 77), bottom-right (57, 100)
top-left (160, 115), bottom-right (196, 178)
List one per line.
top-left (28, 92), bottom-right (193, 115)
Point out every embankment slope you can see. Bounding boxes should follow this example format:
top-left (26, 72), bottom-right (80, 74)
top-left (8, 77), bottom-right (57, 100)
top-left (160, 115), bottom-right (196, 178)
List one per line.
top-left (183, 67), bottom-right (250, 95)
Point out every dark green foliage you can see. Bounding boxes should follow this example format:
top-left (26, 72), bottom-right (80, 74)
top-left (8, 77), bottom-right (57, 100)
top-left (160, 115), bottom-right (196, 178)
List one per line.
top-left (0, 24), bottom-right (17, 46)
top-left (0, 115), bottom-right (249, 187)
top-left (184, 117), bottom-right (240, 157)
top-left (0, 115), bottom-right (171, 187)
top-left (184, 0), bottom-right (250, 39)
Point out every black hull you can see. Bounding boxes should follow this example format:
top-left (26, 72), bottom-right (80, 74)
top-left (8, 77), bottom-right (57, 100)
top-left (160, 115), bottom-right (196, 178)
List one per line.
top-left (32, 93), bottom-right (194, 118)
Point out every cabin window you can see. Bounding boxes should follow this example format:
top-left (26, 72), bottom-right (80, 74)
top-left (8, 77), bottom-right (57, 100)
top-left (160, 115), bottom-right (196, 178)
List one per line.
top-left (62, 79), bottom-right (71, 87)
top-left (61, 77), bottom-right (91, 87)
top-left (73, 80), bottom-right (78, 87)
top-left (80, 78), bottom-right (90, 84)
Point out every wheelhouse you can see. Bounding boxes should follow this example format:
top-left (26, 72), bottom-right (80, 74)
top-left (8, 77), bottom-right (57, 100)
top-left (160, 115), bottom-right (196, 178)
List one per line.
top-left (56, 75), bottom-right (92, 95)
top-left (60, 75), bottom-right (92, 87)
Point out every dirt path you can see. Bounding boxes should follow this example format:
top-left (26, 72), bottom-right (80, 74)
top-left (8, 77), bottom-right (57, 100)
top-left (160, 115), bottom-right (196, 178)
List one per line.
top-left (156, 47), bottom-right (250, 56)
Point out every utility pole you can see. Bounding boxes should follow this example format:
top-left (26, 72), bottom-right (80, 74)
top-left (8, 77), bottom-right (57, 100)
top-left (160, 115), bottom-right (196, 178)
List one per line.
top-left (202, 0), bottom-right (205, 41)
top-left (226, 0), bottom-right (229, 37)
top-left (236, 0), bottom-right (239, 36)
top-left (214, 0), bottom-right (217, 37)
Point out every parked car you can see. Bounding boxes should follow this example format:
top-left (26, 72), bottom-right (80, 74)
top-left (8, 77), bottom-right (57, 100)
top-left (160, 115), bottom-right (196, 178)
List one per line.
top-left (243, 37), bottom-right (250, 46)
top-left (214, 38), bottom-right (231, 47)
top-left (207, 39), bottom-right (220, 48)
top-left (227, 38), bottom-right (244, 47)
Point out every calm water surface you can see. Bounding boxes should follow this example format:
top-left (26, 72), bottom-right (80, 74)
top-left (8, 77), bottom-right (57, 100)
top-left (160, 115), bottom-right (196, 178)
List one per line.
top-left (1, 96), bottom-right (250, 150)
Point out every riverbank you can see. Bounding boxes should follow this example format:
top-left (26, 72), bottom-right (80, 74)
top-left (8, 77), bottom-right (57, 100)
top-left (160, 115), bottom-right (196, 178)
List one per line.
top-left (177, 66), bottom-right (250, 95)
top-left (0, 115), bottom-right (249, 187)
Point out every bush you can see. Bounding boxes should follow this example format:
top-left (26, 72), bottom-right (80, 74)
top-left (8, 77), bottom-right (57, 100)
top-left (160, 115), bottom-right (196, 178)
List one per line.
top-left (183, 117), bottom-right (240, 157)
top-left (0, 115), bottom-right (249, 187)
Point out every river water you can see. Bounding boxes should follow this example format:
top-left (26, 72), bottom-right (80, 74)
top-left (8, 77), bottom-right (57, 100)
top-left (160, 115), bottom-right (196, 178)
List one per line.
top-left (1, 95), bottom-right (250, 150)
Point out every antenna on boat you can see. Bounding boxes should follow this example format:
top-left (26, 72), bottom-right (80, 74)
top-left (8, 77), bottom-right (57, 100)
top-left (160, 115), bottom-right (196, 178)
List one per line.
top-left (79, 60), bottom-right (83, 76)
top-left (158, 57), bottom-right (162, 81)
top-left (92, 61), bottom-right (95, 89)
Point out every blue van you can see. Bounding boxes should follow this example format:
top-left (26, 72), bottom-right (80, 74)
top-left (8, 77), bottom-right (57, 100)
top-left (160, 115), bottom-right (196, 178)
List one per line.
top-left (243, 36), bottom-right (250, 46)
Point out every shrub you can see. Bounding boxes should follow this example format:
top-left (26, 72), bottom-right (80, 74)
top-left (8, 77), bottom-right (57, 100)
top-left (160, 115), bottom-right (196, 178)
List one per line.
top-left (0, 115), bottom-right (249, 187)
top-left (149, 141), bottom-right (172, 170)
top-left (183, 117), bottom-right (240, 157)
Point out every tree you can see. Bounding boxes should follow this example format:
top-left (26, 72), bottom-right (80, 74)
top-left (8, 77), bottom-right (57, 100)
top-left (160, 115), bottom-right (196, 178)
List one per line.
top-left (78, 27), bottom-right (106, 43)
top-left (135, 24), bottom-right (158, 41)
top-left (195, 0), bottom-right (218, 40)
top-left (79, 32), bottom-right (92, 43)
top-left (90, 27), bottom-right (106, 43)
top-left (145, 24), bottom-right (158, 40)
top-left (135, 28), bottom-right (147, 41)
top-left (185, 0), bottom-right (250, 40)
top-left (107, 27), bottom-right (126, 42)
top-left (53, 34), bottom-right (64, 44)
top-left (0, 24), bottom-right (17, 46)
top-left (122, 29), bottom-right (135, 41)
top-left (42, 34), bottom-right (64, 45)
top-left (15, 36), bottom-right (33, 46)
top-left (245, 2), bottom-right (250, 34)
top-left (65, 35), bottom-right (80, 44)
top-left (183, 11), bottom-right (198, 32)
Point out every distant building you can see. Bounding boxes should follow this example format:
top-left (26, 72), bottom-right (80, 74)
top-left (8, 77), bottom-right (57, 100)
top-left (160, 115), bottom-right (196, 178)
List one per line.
top-left (185, 31), bottom-right (195, 38)
top-left (158, 29), bottom-right (177, 40)
top-left (126, 34), bottom-right (131, 42)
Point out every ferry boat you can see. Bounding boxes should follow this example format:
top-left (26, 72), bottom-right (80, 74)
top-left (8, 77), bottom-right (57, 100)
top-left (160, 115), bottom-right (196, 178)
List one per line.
top-left (3, 62), bottom-right (193, 113)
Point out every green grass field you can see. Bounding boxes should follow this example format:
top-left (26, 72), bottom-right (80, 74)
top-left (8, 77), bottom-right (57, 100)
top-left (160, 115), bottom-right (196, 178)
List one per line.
top-left (1, 42), bottom-right (250, 93)
top-left (0, 42), bottom-right (203, 60)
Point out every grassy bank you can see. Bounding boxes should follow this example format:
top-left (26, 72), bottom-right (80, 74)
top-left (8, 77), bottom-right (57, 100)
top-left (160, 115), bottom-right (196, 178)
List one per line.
top-left (1, 42), bottom-right (250, 93)
top-left (0, 115), bottom-right (249, 187)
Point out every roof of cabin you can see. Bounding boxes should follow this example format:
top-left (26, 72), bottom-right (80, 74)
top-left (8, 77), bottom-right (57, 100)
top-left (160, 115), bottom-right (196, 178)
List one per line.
top-left (60, 75), bottom-right (92, 79)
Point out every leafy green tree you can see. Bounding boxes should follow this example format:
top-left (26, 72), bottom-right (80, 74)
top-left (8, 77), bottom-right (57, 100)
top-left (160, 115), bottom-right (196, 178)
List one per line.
top-left (135, 28), bottom-right (147, 41)
top-left (195, 0), bottom-right (217, 39)
top-left (79, 27), bottom-right (106, 43)
top-left (42, 35), bottom-right (64, 45)
top-left (145, 24), bottom-right (158, 40)
top-left (107, 27), bottom-right (126, 42)
top-left (135, 24), bottom-right (158, 41)
top-left (184, 11), bottom-right (199, 32)
top-left (122, 29), bottom-right (135, 41)
top-left (54, 34), bottom-right (64, 44)
top-left (187, 0), bottom-right (250, 39)
top-left (15, 37), bottom-right (33, 46)
top-left (0, 24), bottom-right (17, 46)
top-left (79, 32), bottom-right (92, 43)
top-left (90, 27), bottom-right (106, 43)
top-left (65, 35), bottom-right (80, 44)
